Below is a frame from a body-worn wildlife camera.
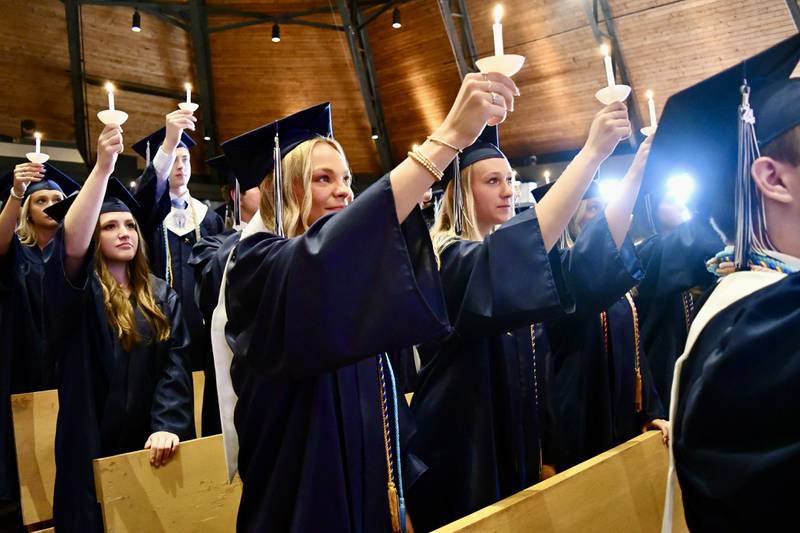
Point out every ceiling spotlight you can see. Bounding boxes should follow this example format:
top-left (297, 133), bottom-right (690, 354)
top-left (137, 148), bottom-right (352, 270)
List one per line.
top-left (204, 135), bottom-right (211, 141)
top-left (371, 128), bottom-right (379, 140)
top-left (129, 180), bottom-right (137, 189)
top-left (392, 7), bottom-right (401, 29)
top-left (272, 24), bottom-right (281, 43)
top-left (131, 9), bottom-right (141, 32)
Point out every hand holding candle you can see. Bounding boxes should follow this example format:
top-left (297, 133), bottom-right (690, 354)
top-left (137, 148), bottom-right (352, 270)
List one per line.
top-left (178, 81), bottom-right (199, 112)
top-left (493, 5), bottom-right (504, 57)
top-left (594, 44), bottom-right (630, 105)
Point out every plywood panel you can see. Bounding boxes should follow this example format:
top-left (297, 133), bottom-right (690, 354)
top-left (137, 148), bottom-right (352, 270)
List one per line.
top-left (209, 7), bottom-right (381, 177)
top-left (436, 431), bottom-right (689, 533)
top-left (10, 390), bottom-right (58, 526)
top-left (93, 435), bottom-right (242, 533)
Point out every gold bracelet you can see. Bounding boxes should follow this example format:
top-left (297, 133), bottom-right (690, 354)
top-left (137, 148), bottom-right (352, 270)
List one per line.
top-left (426, 135), bottom-right (462, 153)
top-left (407, 147), bottom-right (444, 182)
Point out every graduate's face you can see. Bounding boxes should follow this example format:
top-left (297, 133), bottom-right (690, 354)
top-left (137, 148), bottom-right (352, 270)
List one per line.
top-left (27, 189), bottom-right (65, 229)
top-left (170, 147), bottom-right (192, 189)
top-left (470, 157), bottom-right (515, 227)
top-left (657, 196), bottom-right (685, 232)
top-left (306, 143), bottom-right (353, 226)
top-left (574, 198), bottom-right (604, 234)
top-left (239, 187), bottom-right (261, 224)
top-left (98, 212), bottom-right (139, 263)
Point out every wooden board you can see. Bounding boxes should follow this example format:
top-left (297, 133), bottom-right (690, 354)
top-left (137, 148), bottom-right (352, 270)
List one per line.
top-left (10, 390), bottom-right (58, 526)
top-left (435, 431), bottom-right (688, 532)
top-left (93, 434), bottom-right (241, 532)
top-left (192, 371), bottom-right (205, 439)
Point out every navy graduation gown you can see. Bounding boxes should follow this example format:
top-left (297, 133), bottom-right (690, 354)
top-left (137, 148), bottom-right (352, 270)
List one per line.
top-left (673, 272), bottom-right (800, 533)
top-left (545, 214), bottom-right (665, 471)
top-left (188, 228), bottom-right (240, 436)
top-left (224, 175), bottom-right (450, 533)
top-left (635, 217), bottom-right (722, 406)
top-left (408, 207), bottom-right (573, 532)
top-left (44, 229), bottom-right (194, 533)
top-left (136, 167), bottom-right (225, 371)
top-left (0, 235), bottom-right (57, 504)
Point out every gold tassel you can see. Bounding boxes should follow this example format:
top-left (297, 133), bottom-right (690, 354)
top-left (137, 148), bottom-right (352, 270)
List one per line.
top-left (387, 481), bottom-right (401, 533)
top-left (635, 367), bottom-right (643, 413)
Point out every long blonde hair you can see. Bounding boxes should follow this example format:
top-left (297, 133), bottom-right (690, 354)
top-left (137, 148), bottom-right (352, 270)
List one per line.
top-left (430, 166), bottom-right (483, 257)
top-left (259, 136), bottom-right (349, 237)
top-left (17, 190), bottom-right (65, 246)
top-left (93, 219), bottom-right (171, 351)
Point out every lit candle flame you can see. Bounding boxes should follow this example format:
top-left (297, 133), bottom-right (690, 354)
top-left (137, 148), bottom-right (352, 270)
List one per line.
top-left (600, 44), bottom-right (610, 57)
top-left (646, 89), bottom-right (654, 99)
top-left (104, 82), bottom-right (114, 93)
top-left (184, 82), bottom-right (192, 91)
top-left (34, 132), bottom-right (42, 140)
top-left (494, 4), bottom-right (503, 23)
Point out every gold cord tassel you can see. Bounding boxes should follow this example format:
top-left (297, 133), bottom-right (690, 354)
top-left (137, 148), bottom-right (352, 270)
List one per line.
top-left (387, 481), bottom-right (401, 533)
top-left (634, 367), bottom-right (643, 413)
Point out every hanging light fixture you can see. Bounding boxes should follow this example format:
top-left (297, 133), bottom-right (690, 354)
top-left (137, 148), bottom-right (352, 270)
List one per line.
top-left (131, 9), bottom-right (142, 32)
top-left (392, 7), bottom-right (401, 29)
top-left (371, 128), bottom-right (379, 140)
top-left (272, 24), bottom-right (281, 43)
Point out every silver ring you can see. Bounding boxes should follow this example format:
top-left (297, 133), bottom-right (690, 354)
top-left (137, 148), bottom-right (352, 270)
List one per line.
top-left (482, 72), bottom-right (488, 82)
top-left (491, 92), bottom-right (498, 105)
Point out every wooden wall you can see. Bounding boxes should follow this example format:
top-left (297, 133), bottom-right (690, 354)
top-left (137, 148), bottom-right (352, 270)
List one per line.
top-left (208, 0), bottom-right (381, 177)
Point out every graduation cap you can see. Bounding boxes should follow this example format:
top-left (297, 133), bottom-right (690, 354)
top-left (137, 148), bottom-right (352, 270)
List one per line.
top-left (132, 127), bottom-right (197, 167)
top-left (643, 33), bottom-right (800, 269)
top-left (440, 125), bottom-right (505, 235)
top-left (0, 163), bottom-right (80, 203)
top-left (221, 102), bottom-right (333, 237)
top-left (208, 153), bottom-right (247, 227)
top-left (530, 179), bottom-right (601, 203)
top-left (44, 177), bottom-right (141, 224)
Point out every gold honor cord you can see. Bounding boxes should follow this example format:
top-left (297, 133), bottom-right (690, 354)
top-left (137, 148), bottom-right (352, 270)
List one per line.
top-left (600, 293), bottom-right (644, 414)
top-left (377, 354), bottom-right (402, 533)
top-left (529, 325), bottom-right (543, 478)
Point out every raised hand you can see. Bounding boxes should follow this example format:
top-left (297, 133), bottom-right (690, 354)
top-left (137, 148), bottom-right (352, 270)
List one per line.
top-left (583, 101), bottom-right (632, 163)
top-left (164, 109), bottom-right (197, 153)
top-left (96, 123), bottom-right (124, 178)
top-left (12, 162), bottom-right (45, 198)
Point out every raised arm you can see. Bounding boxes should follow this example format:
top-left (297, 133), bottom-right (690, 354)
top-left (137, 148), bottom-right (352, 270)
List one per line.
top-left (604, 135), bottom-right (652, 249)
top-left (534, 102), bottom-right (632, 251)
top-left (390, 72), bottom-right (519, 223)
top-left (63, 124), bottom-right (123, 278)
top-left (0, 162), bottom-right (44, 257)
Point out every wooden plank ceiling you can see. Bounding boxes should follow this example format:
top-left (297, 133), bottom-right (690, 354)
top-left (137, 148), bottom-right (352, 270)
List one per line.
top-left (0, 0), bottom-right (797, 185)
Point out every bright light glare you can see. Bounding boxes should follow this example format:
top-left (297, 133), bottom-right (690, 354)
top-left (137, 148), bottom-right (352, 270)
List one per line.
top-left (666, 173), bottom-right (696, 205)
top-left (598, 178), bottom-right (622, 203)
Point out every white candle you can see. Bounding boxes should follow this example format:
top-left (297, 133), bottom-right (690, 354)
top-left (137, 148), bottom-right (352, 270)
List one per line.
top-left (185, 82), bottom-right (192, 104)
top-left (34, 132), bottom-right (41, 154)
top-left (493, 5), bottom-right (504, 57)
top-left (646, 90), bottom-right (657, 127)
top-left (601, 45), bottom-right (615, 87)
top-left (105, 82), bottom-right (115, 111)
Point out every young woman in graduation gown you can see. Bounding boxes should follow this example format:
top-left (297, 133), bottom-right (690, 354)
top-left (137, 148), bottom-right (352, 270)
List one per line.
top-left (43, 124), bottom-right (194, 532)
top-left (406, 102), bottom-right (635, 531)
top-left (0, 163), bottom-right (79, 510)
top-left (543, 136), bottom-right (668, 473)
top-left (216, 73), bottom-right (519, 533)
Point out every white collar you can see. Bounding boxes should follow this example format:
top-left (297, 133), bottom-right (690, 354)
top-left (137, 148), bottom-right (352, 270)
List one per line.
top-left (169, 190), bottom-right (191, 204)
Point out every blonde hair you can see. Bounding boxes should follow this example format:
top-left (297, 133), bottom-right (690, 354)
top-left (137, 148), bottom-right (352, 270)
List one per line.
top-left (430, 166), bottom-right (484, 257)
top-left (259, 136), bottom-right (349, 237)
top-left (94, 218), bottom-right (171, 351)
top-left (17, 189), bottom-right (65, 247)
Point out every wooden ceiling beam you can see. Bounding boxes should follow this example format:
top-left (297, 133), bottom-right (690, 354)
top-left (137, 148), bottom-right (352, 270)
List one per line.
top-left (64, 0), bottom-right (90, 167)
top-left (188, 0), bottom-right (217, 161)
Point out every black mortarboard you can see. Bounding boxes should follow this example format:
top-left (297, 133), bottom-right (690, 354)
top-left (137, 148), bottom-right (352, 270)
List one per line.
top-left (0, 163), bottom-right (80, 203)
top-left (530, 179), bottom-right (600, 203)
top-left (44, 177), bottom-right (140, 223)
top-left (132, 127), bottom-right (197, 166)
top-left (643, 33), bottom-right (800, 267)
top-left (221, 102), bottom-right (333, 236)
top-left (207, 154), bottom-right (238, 187)
top-left (440, 125), bottom-right (505, 234)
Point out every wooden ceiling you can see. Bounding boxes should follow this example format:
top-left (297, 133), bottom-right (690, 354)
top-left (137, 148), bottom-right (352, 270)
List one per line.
top-left (0, 0), bottom-right (798, 190)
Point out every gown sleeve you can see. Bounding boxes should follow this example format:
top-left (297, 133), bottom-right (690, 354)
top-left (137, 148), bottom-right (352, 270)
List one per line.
top-left (0, 235), bottom-right (19, 292)
top-left (438, 207), bottom-right (573, 338)
top-left (559, 213), bottom-right (643, 315)
top-left (150, 283), bottom-right (195, 440)
top-left (636, 216), bottom-right (723, 301)
top-left (133, 165), bottom-right (171, 243)
top-left (225, 175), bottom-right (451, 381)
top-left (188, 231), bottom-right (234, 319)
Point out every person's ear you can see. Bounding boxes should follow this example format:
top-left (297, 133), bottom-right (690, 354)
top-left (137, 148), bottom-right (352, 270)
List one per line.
top-left (751, 156), bottom-right (793, 204)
